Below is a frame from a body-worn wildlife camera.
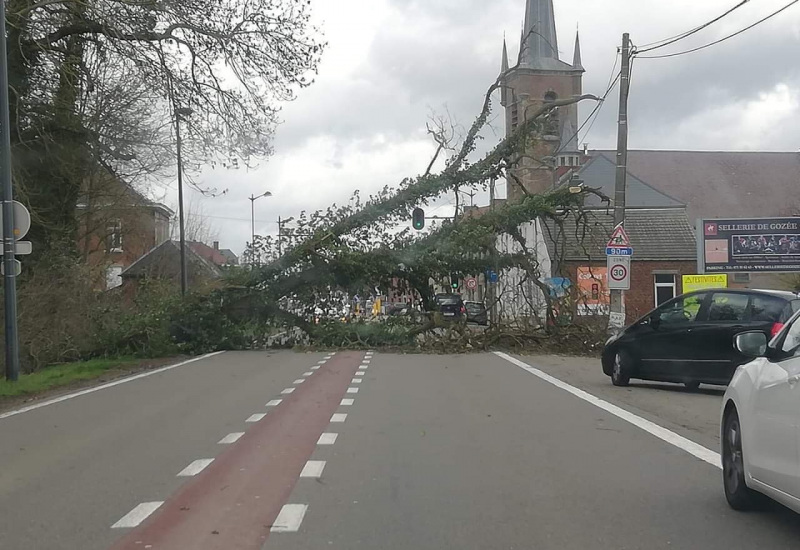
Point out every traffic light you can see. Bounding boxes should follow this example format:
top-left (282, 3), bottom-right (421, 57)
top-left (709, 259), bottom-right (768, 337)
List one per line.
top-left (412, 207), bottom-right (425, 231)
top-left (450, 273), bottom-right (459, 290)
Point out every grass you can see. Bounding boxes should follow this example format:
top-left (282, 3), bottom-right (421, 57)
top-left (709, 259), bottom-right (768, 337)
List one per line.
top-left (0, 356), bottom-right (145, 398)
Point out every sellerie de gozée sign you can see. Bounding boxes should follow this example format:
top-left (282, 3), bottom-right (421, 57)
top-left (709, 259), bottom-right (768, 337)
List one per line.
top-left (702, 218), bottom-right (800, 273)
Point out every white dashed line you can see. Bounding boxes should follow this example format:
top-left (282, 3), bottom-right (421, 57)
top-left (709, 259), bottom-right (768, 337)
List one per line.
top-left (218, 432), bottom-right (244, 444)
top-left (363, 359), bottom-right (371, 364)
top-left (317, 360), bottom-right (326, 365)
top-left (494, 352), bottom-right (722, 469)
top-left (300, 460), bottom-right (326, 478)
top-left (351, 378), bottom-right (362, 384)
top-left (281, 388), bottom-right (295, 395)
top-left (331, 413), bottom-right (348, 423)
top-left (355, 371), bottom-right (366, 377)
top-left (266, 399), bottom-right (283, 407)
top-left (246, 413), bottom-right (266, 423)
top-left (340, 398), bottom-right (354, 406)
top-left (111, 502), bottom-right (164, 529)
top-left (177, 458), bottom-right (214, 477)
top-left (303, 372), bottom-right (313, 377)
top-left (317, 433), bottom-right (338, 445)
top-left (358, 365), bottom-right (368, 370)
top-left (271, 504), bottom-right (308, 533)
top-left (293, 379), bottom-right (305, 384)
top-left (310, 366), bottom-right (321, 371)
top-left (347, 387), bottom-right (359, 394)
top-left (324, 355), bottom-right (333, 360)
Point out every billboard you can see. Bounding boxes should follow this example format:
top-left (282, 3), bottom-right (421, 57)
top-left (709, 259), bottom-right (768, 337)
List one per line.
top-left (682, 274), bottom-right (728, 293)
top-left (700, 218), bottom-right (800, 273)
top-left (576, 267), bottom-right (609, 315)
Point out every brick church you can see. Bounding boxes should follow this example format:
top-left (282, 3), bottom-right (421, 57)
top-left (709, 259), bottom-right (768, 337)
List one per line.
top-left (486, 0), bottom-right (799, 322)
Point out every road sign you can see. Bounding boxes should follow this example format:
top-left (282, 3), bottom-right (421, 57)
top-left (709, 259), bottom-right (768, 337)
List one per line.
top-left (607, 223), bottom-right (631, 248)
top-left (465, 277), bottom-right (478, 290)
top-left (0, 201), bottom-right (31, 239)
top-left (1, 259), bottom-right (21, 276)
top-left (487, 270), bottom-right (499, 283)
top-left (1, 240), bottom-right (31, 256)
top-left (606, 247), bottom-right (633, 256)
top-left (607, 256), bottom-right (631, 290)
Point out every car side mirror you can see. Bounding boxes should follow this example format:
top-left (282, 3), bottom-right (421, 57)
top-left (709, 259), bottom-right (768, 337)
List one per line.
top-left (734, 331), bottom-right (768, 358)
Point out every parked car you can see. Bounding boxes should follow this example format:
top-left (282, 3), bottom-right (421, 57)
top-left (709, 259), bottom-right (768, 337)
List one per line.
top-left (720, 311), bottom-right (800, 514)
top-left (435, 293), bottom-right (466, 321)
top-left (602, 289), bottom-right (800, 389)
top-left (464, 301), bottom-right (488, 325)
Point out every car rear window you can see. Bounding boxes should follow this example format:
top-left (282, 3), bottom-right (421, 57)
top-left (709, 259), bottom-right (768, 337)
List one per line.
top-left (707, 292), bottom-right (749, 322)
top-left (750, 294), bottom-right (788, 323)
top-left (465, 303), bottom-right (483, 312)
top-left (438, 296), bottom-right (461, 305)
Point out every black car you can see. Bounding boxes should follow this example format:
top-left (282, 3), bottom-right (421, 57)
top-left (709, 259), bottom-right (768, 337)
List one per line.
top-left (435, 293), bottom-right (466, 321)
top-left (602, 289), bottom-right (800, 389)
top-left (464, 301), bottom-right (488, 325)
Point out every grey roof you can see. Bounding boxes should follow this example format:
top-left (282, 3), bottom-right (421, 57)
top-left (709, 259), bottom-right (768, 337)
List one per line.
top-left (572, 30), bottom-right (583, 70)
top-left (571, 153), bottom-right (684, 209)
top-left (592, 150), bottom-right (800, 222)
top-left (219, 248), bottom-right (239, 265)
top-left (522, 0), bottom-right (558, 66)
top-left (121, 240), bottom-right (223, 280)
top-left (542, 208), bottom-right (697, 263)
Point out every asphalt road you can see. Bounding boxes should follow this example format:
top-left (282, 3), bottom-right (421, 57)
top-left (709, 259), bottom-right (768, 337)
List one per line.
top-left (1, 351), bottom-right (799, 550)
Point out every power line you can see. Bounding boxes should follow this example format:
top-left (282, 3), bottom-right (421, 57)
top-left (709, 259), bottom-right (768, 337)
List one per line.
top-left (636, 0), bottom-right (799, 59)
top-left (636, 0), bottom-right (751, 54)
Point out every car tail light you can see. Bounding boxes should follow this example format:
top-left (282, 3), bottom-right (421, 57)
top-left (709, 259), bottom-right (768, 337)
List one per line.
top-left (461, 306), bottom-right (466, 314)
top-left (771, 322), bottom-right (784, 338)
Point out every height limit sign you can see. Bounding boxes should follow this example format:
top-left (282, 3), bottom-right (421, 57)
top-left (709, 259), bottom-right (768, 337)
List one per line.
top-left (607, 256), bottom-right (631, 290)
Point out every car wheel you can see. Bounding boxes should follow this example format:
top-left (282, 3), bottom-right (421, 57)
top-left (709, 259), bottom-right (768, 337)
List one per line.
top-left (722, 409), bottom-right (760, 511)
top-left (684, 381), bottom-right (701, 391)
top-left (611, 349), bottom-right (632, 387)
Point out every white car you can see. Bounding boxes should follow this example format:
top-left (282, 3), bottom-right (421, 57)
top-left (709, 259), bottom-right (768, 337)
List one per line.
top-left (721, 310), bottom-right (800, 513)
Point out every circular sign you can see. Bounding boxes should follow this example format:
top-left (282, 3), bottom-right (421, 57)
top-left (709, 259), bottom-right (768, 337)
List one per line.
top-left (610, 264), bottom-right (628, 282)
top-left (466, 277), bottom-right (478, 290)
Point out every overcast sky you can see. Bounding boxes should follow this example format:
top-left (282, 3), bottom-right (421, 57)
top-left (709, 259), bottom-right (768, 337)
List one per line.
top-left (165, 0), bottom-right (800, 255)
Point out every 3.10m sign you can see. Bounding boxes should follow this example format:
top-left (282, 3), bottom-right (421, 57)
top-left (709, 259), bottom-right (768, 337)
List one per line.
top-left (700, 217), bottom-right (800, 273)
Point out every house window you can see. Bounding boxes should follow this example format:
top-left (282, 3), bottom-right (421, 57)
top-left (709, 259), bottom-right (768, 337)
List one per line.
top-left (569, 157), bottom-right (575, 166)
top-left (654, 274), bottom-right (677, 307)
top-left (107, 220), bottom-right (123, 253)
top-left (106, 265), bottom-right (123, 290)
top-left (511, 104), bottom-right (519, 129)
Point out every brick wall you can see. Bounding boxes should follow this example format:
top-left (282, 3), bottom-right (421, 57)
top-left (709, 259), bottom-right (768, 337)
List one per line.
top-left (560, 259), bottom-right (697, 321)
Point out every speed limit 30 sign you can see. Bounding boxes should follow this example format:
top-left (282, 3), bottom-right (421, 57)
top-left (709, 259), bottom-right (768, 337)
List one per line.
top-left (607, 256), bottom-right (631, 290)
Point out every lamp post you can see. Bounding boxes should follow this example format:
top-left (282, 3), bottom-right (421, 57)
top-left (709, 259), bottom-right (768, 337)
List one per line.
top-left (174, 106), bottom-right (193, 296)
top-left (249, 191), bottom-right (272, 265)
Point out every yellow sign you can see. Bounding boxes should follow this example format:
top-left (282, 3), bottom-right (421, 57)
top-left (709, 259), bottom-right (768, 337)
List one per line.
top-left (682, 274), bottom-right (728, 294)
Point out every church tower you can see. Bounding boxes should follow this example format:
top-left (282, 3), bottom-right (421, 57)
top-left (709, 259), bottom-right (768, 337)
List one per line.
top-left (500, 0), bottom-right (584, 201)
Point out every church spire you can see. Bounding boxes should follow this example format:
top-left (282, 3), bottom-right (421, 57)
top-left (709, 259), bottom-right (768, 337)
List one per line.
top-left (572, 29), bottom-right (584, 70)
top-left (522, 0), bottom-right (559, 67)
top-left (502, 38), bottom-right (509, 73)
top-left (500, 38), bottom-right (510, 106)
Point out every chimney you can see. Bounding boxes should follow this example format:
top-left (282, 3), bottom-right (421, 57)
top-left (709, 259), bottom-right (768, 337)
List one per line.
top-left (213, 241), bottom-right (219, 250)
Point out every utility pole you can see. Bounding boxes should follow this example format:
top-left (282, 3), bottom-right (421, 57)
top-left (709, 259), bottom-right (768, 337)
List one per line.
top-left (0, 0), bottom-right (20, 381)
top-left (488, 179), bottom-right (498, 325)
top-left (609, 33), bottom-right (632, 334)
top-left (277, 216), bottom-right (282, 256)
top-left (174, 106), bottom-right (193, 296)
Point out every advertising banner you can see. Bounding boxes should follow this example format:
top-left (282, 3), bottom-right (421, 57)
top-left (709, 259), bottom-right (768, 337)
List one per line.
top-left (682, 274), bottom-right (728, 293)
top-left (700, 218), bottom-right (800, 273)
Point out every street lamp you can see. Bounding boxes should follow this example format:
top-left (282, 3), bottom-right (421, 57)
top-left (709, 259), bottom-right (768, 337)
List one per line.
top-left (174, 106), bottom-right (193, 296)
top-left (249, 191), bottom-right (273, 265)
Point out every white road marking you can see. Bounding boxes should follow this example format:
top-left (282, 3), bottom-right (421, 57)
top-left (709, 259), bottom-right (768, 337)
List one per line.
top-left (331, 413), bottom-right (348, 423)
top-left (293, 379), bottom-right (305, 384)
top-left (493, 352), bottom-right (722, 469)
top-left (303, 372), bottom-right (313, 377)
top-left (177, 458), bottom-right (214, 477)
top-left (266, 399), bottom-right (283, 407)
top-left (310, 366), bottom-right (321, 371)
top-left (358, 365), bottom-right (368, 370)
top-left (271, 504), bottom-right (308, 533)
top-left (324, 355), bottom-right (333, 360)
top-left (355, 371), bottom-right (366, 377)
top-left (300, 460), bottom-right (326, 478)
top-left (347, 387), bottom-right (359, 394)
top-left (351, 378), bottom-right (362, 384)
top-left (317, 360), bottom-right (327, 365)
top-left (317, 433), bottom-right (338, 445)
top-left (340, 398), bottom-right (355, 406)
top-left (218, 432), bottom-right (244, 444)
top-left (111, 502), bottom-right (164, 529)
top-left (281, 388), bottom-right (295, 395)
top-left (246, 413), bottom-right (266, 423)
top-left (0, 352), bottom-right (225, 421)
top-left (363, 359), bottom-right (371, 364)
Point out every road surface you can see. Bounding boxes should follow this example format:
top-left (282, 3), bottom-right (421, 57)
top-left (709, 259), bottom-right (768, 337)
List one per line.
top-left (1, 350), bottom-right (799, 549)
